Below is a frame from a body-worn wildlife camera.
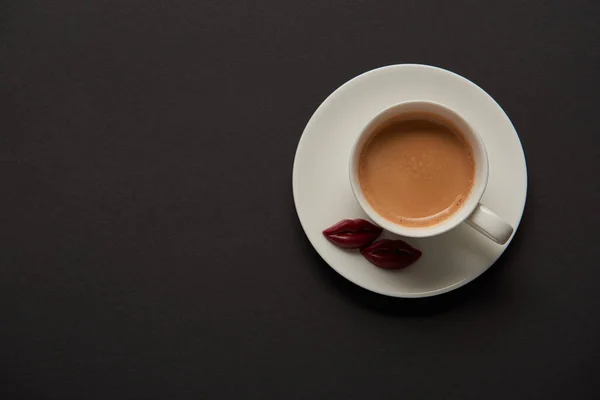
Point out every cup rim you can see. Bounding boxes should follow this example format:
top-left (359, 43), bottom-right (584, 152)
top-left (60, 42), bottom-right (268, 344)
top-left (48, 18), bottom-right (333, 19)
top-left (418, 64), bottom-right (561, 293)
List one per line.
top-left (349, 100), bottom-right (489, 238)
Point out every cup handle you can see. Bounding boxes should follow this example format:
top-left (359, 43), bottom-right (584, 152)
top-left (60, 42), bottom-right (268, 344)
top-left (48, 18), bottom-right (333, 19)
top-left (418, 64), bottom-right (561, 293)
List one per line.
top-left (466, 204), bottom-right (514, 244)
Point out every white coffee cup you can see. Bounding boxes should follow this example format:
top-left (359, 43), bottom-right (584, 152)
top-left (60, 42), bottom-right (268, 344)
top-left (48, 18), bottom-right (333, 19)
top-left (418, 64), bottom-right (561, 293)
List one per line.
top-left (349, 101), bottom-right (513, 244)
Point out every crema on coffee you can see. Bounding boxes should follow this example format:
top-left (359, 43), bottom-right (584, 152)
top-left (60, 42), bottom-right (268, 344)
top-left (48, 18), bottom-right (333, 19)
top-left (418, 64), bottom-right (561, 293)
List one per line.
top-left (358, 114), bottom-right (475, 227)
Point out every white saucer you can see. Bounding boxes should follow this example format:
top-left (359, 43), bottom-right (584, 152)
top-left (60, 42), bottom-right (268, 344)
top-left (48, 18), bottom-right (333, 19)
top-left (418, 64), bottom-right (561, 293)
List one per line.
top-left (292, 64), bottom-right (527, 298)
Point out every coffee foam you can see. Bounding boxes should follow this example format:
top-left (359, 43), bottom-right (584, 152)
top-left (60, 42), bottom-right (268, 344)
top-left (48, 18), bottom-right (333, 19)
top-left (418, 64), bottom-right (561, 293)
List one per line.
top-left (385, 194), bottom-right (470, 227)
top-left (358, 114), bottom-right (475, 228)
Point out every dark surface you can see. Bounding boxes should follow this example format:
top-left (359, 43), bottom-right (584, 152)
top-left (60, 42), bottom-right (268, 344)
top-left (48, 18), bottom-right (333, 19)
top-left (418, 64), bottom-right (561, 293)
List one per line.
top-left (1, 1), bottom-right (599, 399)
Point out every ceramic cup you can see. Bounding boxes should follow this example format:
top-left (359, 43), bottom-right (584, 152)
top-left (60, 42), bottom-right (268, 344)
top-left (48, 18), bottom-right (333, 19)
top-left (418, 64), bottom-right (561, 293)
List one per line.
top-left (349, 100), bottom-right (513, 244)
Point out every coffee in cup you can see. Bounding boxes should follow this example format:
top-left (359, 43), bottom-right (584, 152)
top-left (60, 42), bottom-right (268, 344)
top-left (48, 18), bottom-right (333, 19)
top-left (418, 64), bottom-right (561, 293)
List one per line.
top-left (358, 113), bottom-right (474, 227)
top-left (349, 101), bottom-right (514, 244)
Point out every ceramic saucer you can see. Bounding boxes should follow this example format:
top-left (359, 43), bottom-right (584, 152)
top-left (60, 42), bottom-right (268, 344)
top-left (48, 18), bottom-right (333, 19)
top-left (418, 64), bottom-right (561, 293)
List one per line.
top-left (292, 64), bottom-right (527, 298)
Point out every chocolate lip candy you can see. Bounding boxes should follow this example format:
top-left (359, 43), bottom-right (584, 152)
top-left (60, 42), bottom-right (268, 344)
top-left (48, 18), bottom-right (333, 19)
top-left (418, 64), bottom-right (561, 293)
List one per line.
top-left (360, 239), bottom-right (422, 269)
top-left (322, 219), bottom-right (383, 249)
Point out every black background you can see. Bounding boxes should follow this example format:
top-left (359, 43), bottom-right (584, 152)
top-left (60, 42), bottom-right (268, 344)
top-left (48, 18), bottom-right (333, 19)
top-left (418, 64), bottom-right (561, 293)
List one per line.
top-left (1, 1), bottom-right (599, 399)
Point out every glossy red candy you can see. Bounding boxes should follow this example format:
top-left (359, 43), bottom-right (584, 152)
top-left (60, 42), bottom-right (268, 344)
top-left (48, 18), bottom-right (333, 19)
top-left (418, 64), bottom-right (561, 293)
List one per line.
top-left (360, 239), bottom-right (422, 269)
top-left (322, 219), bottom-right (383, 249)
